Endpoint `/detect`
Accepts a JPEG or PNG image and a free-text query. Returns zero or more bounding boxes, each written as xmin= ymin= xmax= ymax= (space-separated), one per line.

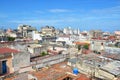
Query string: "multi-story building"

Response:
xmin=32 ymin=31 xmax=42 ymax=41
xmin=63 ymin=27 xmax=80 ymax=35
xmin=63 ymin=27 xmax=73 ymax=34
xmin=56 ymin=35 xmax=72 ymax=45
xmin=114 ymin=30 xmax=120 ymax=40
xmin=6 ymin=28 xmax=17 ymax=38
xmin=0 ymin=30 xmax=7 ymax=42
xmin=41 ymin=26 xmax=56 ymax=36
xmin=89 ymin=30 xmax=103 ymax=38
xmin=18 ymin=24 xmax=36 ymax=38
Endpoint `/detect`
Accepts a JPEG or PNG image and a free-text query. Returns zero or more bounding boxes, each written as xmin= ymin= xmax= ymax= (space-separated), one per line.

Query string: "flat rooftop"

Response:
xmin=4 ymin=62 xmax=90 ymax=80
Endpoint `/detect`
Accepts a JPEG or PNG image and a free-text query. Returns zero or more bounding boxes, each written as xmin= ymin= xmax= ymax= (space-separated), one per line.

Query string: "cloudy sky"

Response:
xmin=0 ymin=0 xmax=120 ymax=32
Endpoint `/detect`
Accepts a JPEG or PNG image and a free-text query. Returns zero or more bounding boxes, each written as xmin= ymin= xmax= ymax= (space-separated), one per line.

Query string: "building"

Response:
xmin=27 ymin=44 xmax=47 ymax=57
xmin=47 ymin=46 xmax=67 ymax=55
xmin=0 ymin=47 xmax=30 ymax=76
xmin=0 ymin=30 xmax=7 ymax=42
xmin=32 ymin=31 xmax=42 ymax=41
xmin=104 ymin=46 xmax=120 ymax=54
xmin=18 ymin=24 xmax=36 ymax=38
xmin=63 ymin=27 xmax=80 ymax=35
xmin=90 ymin=40 xmax=106 ymax=52
xmin=41 ymin=26 xmax=56 ymax=36
xmin=42 ymin=36 xmax=57 ymax=42
xmin=56 ymin=35 xmax=72 ymax=45
xmin=63 ymin=27 xmax=73 ymax=34
xmin=6 ymin=28 xmax=17 ymax=38
xmin=4 ymin=62 xmax=91 ymax=80
xmin=89 ymin=30 xmax=103 ymax=38
xmin=67 ymin=52 xmax=120 ymax=80
xmin=114 ymin=30 xmax=120 ymax=40
xmin=70 ymin=34 xmax=80 ymax=42
xmin=99 ymin=61 xmax=120 ymax=80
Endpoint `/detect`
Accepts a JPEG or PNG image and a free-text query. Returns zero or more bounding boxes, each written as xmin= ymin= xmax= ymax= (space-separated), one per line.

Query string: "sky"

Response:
xmin=0 ymin=0 xmax=120 ymax=32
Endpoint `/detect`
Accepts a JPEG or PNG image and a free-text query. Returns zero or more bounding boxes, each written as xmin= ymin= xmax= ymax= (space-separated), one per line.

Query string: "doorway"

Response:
xmin=2 ymin=60 xmax=7 ymax=74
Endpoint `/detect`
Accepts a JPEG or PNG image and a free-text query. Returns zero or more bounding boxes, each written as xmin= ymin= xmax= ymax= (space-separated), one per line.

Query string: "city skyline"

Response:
xmin=0 ymin=0 xmax=120 ymax=32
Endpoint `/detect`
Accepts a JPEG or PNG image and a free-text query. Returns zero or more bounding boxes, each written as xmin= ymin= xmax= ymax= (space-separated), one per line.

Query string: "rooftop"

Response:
xmin=76 ymin=74 xmax=90 ymax=80
xmin=28 ymin=44 xmax=42 ymax=48
xmin=4 ymin=61 xmax=91 ymax=80
xmin=0 ymin=47 xmax=19 ymax=54
xmin=30 ymin=62 xmax=72 ymax=80
xmin=101 ymin=61 xmax=120 ymax=76
xmin=74 ymin=41 xmax=90 ymax=45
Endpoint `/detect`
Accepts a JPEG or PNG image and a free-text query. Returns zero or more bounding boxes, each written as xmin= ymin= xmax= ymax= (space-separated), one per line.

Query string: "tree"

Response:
xmin=7 ymin=36 xmax=15 ymax=41
xmin=41 ymin=51 xmax=48 ymax=56
xmin=83 ymin=44 xmax=89 ymax=50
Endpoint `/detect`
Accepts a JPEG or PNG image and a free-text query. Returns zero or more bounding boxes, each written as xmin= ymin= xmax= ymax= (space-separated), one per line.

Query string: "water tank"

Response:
xmin=73 ymin=68 xmax=78 ymax=75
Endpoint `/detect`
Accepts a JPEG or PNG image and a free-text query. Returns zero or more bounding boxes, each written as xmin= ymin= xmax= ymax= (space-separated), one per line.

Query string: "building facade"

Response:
xmin=18 ymin=25 xmax=36 ymax=38
xmin=41 ymin=26 xmax=56 ymax=36
xmin=0 ymin=47 xmax=30 ymax=76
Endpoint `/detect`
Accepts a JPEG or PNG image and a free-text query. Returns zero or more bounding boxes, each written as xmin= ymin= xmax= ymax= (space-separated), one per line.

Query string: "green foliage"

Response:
xmin=41 ymin=51 xmax=48 ymax=56
xmin=83 ymin=44 xmax=89 ymax=50
xmin=7 ymin=36 xmax=15 ymax=41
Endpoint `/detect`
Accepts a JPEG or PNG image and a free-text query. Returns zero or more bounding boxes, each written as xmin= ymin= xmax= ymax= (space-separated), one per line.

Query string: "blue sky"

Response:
xmin=0 ymin=0 xmax=120 ymax=32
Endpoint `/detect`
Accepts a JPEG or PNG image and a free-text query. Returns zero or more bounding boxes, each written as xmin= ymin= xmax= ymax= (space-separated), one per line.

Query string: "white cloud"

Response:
xmin=48 ymin=9 xmax=71 ymax=13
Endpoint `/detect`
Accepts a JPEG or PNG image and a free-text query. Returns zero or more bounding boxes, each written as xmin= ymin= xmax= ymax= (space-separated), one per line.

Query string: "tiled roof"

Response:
xmin=0 ymin=47 xmax=19 ymax=54
xmin=74 ymin=41 xmax=90 ymax=45
xmin=77 ymin=74 xmax=90 ymax=80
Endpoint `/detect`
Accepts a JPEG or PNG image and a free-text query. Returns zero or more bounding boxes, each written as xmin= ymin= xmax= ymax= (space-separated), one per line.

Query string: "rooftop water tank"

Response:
xmin=73 ymin=68 xmax=78 ymax=75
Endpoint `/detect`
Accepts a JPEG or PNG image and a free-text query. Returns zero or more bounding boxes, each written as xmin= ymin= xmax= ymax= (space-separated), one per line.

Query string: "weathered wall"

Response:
xmin=0 ymin=56 xmax=13 ymax=75
xmin=31 ymin=54 xmax=66 ymax=69
xmin=99 ymin=69 xmax=115 ymax=80
xmin=105 ymin=47 xmax=120 ymax=54
xmin=12 ymin=52 xmax=30 ymax=71
xmin=28 ymin=46 xmax=47 ymax=57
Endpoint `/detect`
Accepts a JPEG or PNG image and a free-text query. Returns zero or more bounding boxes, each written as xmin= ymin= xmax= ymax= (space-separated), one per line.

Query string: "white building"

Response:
xmin=73 ymin=28 xmax=80 ymax=34
xmin=56 ymin=35 xmax=73 ymax=45
xmin=18 ymin=24 xmax=36 ymax=38
xmin=63 ymin=27 xmax=73 ymax=34
xmin=63 ymin=27 xmax=80 ymax=35
xmin=32 ymin=31 xmax=42 ymax=41
xmin=114 ymin=30 xmax=120 ymax=39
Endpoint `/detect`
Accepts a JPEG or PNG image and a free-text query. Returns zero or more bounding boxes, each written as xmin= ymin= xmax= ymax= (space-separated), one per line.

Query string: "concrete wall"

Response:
xmin=68 ymin=60 xmax=116 ymax=80
xmin=90 ymin=40 xmax=105 ymax=51
xmin=31 ymin=54 xmax=66 ymax=69
xmin=28 ymin=46 xmax=47 ymax=57
xmin=98 ymin=69 xmax=115 ymax=80
xmin=12 ymin=52 xmax=30 ymax=71
xmin=7 ymin=57 xmax=13 ymax=73
xmin=105 ymin=47 xmax=120 ymax=54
